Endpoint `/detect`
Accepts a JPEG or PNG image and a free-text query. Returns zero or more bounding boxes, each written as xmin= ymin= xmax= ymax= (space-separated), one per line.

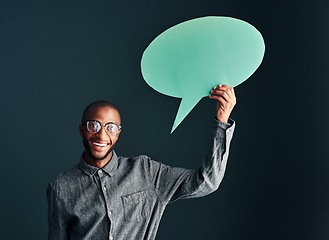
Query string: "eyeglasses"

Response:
xmin=83 ymin=120 xmax=121 ymax=136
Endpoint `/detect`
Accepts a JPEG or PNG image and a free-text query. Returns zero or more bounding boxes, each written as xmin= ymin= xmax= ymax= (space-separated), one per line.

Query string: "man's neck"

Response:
xmin=83 ymin=152 xmax=112 ymax=168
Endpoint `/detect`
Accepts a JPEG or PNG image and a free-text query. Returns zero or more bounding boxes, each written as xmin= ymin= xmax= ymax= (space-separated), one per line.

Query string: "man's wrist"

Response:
xmin=214 ymin=118 xmax=234 ymax=130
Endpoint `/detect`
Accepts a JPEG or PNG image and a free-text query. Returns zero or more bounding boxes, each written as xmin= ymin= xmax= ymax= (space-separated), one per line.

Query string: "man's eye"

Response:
xmin=88 ymin=122 xmax=99 ymax=131
xmin=107 ymin=124 xmax=115 ymax=132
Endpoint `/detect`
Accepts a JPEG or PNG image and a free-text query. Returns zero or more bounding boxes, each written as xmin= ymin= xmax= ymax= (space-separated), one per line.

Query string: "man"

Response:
xmin=47 ymin=84 xmax=236 ymax=240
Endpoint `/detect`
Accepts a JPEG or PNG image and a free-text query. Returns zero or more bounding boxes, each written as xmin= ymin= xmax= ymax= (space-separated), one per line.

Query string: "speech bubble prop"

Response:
xmin=141 ymin=16 xmax=265 ymax=133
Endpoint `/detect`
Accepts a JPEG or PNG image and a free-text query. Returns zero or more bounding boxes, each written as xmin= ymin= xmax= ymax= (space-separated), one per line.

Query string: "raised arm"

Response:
xmin=146 ymin=84 xmax=237 ymax=203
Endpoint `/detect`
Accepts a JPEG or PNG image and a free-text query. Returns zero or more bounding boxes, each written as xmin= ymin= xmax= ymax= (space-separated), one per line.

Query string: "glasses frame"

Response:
xmin=83 ymin=120 xmax=121 ymax=136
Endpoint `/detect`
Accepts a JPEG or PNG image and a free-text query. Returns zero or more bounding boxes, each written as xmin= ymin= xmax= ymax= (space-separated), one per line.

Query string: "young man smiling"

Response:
xmin=47 ymin=84 xmax=236 ymax=240
xmin=80 ymin=104 xmax=121 ymax=168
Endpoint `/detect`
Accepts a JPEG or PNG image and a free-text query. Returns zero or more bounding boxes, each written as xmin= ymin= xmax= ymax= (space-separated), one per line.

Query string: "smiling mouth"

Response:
xmin=92 ymin=142 xmax=109 ymax=147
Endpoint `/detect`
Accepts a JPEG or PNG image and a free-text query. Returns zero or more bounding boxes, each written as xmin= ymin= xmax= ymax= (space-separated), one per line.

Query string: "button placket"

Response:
xmin=98 ymin=172 xmax=114 ymax=238
xmin=98 ymin=170 xmax=107 ymax=191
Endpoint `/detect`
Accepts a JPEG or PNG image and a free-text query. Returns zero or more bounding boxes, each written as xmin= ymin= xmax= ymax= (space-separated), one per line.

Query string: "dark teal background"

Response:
xmin=1 ymin=0 xmax=328 ymax=239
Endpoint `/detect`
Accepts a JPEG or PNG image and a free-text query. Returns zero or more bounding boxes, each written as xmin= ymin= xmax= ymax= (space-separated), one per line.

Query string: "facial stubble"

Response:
xmin=82 ymin=138 xmax=116 ymax=161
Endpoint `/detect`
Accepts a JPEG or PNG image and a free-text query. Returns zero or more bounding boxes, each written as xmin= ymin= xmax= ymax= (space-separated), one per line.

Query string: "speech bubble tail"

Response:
xmin=170 ymin=96 xmax=202 ymax=134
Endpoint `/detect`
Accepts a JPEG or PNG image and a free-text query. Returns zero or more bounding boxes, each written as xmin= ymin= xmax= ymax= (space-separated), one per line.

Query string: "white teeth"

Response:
xmin=93 ymin=142 xmax=107 ymax=147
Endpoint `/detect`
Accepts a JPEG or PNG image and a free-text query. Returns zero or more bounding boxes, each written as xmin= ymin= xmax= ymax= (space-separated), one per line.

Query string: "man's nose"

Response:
xmin=96 ymin=126 xmax=108 ymax=138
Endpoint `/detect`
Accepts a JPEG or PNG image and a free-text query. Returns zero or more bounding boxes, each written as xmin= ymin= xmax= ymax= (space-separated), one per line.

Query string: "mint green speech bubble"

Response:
xmin=141 ymin=16 xmax=265 ymax=133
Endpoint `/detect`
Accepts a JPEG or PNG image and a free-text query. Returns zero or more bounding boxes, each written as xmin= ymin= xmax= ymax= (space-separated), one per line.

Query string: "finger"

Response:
xmin=210 ymin=89 xmax=232 ymax=102
xmin=211 ymin=84 xmax=233 ymax=95
xmin=219 ymin=85 xmax=235 ymax=99
xmin=217 ymin=96 xmax=227 ymax=108
xmin=209 ymin=93 xmax=224 ymax=102
xmin=210 ymin=90 xmax=236 ymax=109
xmin=225 ymin=86 xmax=235 ymax=101
xmin=215 ymin=86 xmax=236 ymax=103
xmin=209 ymin=95 xmax=229 ymax=110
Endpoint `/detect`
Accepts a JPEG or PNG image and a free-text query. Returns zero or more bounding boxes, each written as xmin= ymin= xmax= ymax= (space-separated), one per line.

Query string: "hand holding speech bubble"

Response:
xmin=141 ymin=16 xmax=265 ymax=133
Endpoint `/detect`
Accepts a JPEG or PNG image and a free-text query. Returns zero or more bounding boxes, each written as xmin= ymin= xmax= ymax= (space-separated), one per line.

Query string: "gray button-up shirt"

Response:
xmin=47 ymin=119 xmax=235 ymax=240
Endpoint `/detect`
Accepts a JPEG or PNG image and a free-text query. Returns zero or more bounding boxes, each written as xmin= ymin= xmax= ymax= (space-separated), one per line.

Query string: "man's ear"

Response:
xmin=117 ymin=129 xmax=122 ymax=138
xmin=79 ymin=125 xmax=83 ymax=137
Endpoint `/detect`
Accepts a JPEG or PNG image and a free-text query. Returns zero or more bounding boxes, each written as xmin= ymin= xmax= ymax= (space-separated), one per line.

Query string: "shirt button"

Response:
xmin=109 ymin=211 xmax=112 ymax=216
xmin=98 ymin=169 xmax=103 ymax=174
xmin=109 ymin=236 xmax=113 ymax=240
xmin=103 ymin=186 xmax=106 ymax=191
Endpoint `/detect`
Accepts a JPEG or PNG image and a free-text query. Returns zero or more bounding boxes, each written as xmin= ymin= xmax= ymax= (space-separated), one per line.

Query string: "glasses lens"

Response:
xmin=87 ymin=121 xmax=101 ymax=133
xmin=106 ymin=123 xmax=120 ymax=135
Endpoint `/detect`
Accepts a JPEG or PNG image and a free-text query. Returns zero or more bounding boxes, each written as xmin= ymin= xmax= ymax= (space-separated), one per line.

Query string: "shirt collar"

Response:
xmin=79 ymin=151 xmax=119 ymax=177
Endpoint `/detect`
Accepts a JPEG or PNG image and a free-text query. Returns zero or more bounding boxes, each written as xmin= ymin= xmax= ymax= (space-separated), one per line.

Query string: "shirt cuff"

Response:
xmin=213 ymin=118 xmax=235 ymax=130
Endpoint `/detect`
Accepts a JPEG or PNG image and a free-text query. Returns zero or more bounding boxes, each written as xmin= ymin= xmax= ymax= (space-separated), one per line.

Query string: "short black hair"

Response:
xmin=81 ymin=100 xmax=120 ymax=124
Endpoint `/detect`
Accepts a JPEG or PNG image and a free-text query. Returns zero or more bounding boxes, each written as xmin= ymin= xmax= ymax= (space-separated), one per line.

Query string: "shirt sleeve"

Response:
xmin=145 ymin=118 xmax=235 ymax=203
xmin=47 ymin=182 xmax=69 ymax=240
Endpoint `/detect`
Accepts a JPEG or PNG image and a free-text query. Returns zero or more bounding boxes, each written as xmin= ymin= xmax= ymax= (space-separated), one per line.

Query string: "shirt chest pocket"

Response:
xmin=121 ymin=190 xmax=150 ymax=222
